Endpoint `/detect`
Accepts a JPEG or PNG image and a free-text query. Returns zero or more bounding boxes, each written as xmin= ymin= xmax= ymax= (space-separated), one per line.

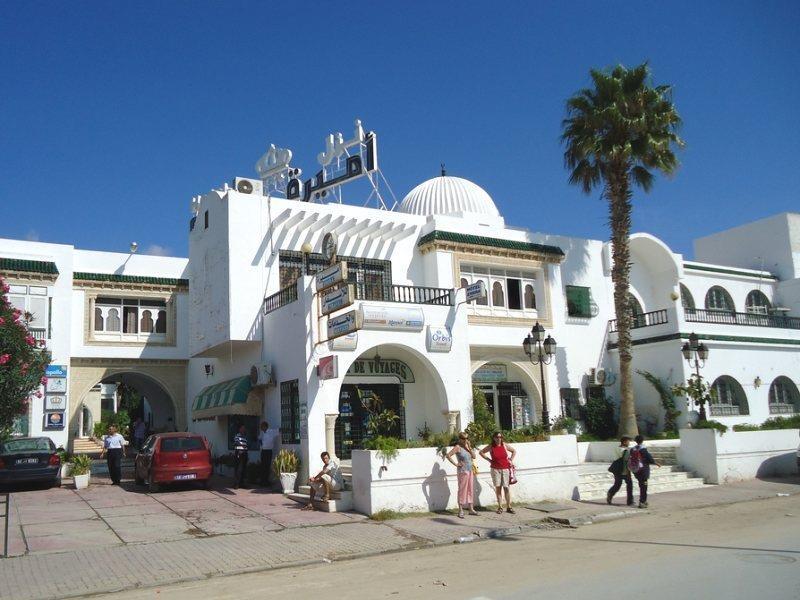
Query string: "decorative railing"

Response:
xmin=608 ymin=309 xmax=669 ymax=333
xmin=28 ymin=327 xmax=47 ymax=342
xmin=684 ymin=308 xmax=800 ymax=330
xmin=709 ymin=404 xmax=743 ymax=417
xmin=263 ymin=282 xmax=298 ymax=315
xmin=769 ymin=403 xmax=797 ymax=415
xmin=352 ymin=284 xmax=454 ymax=306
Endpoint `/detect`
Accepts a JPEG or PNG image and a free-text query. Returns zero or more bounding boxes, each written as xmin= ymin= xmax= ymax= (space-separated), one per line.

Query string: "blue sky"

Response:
xmin=1 ymin=1 xmax=798 ymax=259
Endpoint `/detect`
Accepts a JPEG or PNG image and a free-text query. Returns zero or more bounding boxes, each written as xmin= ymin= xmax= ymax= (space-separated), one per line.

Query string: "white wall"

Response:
xmin=352 ymin=435 xmax=580 ymax=515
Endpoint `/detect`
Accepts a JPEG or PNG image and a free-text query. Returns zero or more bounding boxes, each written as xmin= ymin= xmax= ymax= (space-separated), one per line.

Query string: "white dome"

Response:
xmin=398 ymin=176 xmax=500 ymax=218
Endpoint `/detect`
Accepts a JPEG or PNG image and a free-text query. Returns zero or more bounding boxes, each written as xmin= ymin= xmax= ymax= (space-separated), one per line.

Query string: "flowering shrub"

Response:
xmin=0 ymin=276 xmax=51 ymax=441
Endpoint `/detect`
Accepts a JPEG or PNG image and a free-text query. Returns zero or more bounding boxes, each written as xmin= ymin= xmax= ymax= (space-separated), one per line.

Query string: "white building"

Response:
xmin=1 ymin=125 xmax=798 ymax=475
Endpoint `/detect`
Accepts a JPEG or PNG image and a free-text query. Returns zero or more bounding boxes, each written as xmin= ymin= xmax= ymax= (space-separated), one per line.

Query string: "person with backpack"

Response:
xmin=606 ymin=436 xmax=633 ymax=506
xmin=629 ymin=435 xmax=660 ymax=508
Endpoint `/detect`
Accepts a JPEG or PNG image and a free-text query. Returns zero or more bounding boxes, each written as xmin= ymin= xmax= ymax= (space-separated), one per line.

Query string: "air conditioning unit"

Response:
xmin=250 ymin=363 xmax=275 ymax=387
xmin=233 ymin=177 xmax=263 ymax=195
xmin=595 ymin=368 xmax=617 ymax=386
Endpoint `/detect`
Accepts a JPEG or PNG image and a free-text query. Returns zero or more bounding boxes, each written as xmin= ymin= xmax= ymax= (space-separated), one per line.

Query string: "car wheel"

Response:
xmin=148 ymin=472 xmax=160 ymax=493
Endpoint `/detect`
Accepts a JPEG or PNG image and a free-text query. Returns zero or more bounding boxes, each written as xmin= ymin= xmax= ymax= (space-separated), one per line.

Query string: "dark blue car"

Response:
xmin=0 ymin=437 xmax=61 ymax=488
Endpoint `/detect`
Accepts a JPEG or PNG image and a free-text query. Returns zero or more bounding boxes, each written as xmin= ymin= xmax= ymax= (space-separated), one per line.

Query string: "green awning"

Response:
xmin=192 ymin=376 xmax=260 ymax=419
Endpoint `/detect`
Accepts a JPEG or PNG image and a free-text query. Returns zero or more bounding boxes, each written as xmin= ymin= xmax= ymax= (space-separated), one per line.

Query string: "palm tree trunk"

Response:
xmin=606 ymin=167 xmax=639 ymax=437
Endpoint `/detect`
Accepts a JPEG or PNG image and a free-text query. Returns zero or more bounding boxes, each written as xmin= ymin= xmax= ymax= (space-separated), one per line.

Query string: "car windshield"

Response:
xmin=160 ymin=437 xmax=205 ymax=452
xmin=0 ymin=438 xmax=54 ymax=454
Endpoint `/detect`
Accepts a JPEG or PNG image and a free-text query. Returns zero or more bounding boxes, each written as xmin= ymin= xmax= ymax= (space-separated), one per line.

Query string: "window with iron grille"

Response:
xmin=680 ymin=284 xmax=695 ymax=310
xmin=278 ymin=251 xmax=392 ymax=300
xmin=560 ymin=388 xmax=582 ymax=419
xmin=769 ymin=376 xmax=799 ymax=414
xmin=745 ymin=290 xmax=771 ymax=315
xmin=710 ymin=376 xmax=749 ymax=416
xmin=566 ymin=285 xmax=592 ymax=318
xmin=280 ymin=380 xmax=300 ymax=444
xmin=705 ymin=286 xmax=734 ymax=312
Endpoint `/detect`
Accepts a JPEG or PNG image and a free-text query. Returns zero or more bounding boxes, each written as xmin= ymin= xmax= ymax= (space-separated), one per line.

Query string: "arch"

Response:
xmin=680 ymin=284 xmax=695 ymax=310
xmin=492 ymin=281 xmax=505 ymax=307
xmin=94 ymin=307 xmax=104 ymax=331
xmin=705 ymin=286 xmax=735 ymax=312
xmin=745 ymin=290 xmax=771 ymax=315
xmin=769 ymin=376 xmax=799 ymax=414
xmin=470 ymin=358 xmax=544 ymax=426
xmin=710 ymin=375 xmax=749 ymax=416
xmin=524 ymin=284 xmax=536 ymax=309
xmin=628 ymin=293 xmax=645 ymax=328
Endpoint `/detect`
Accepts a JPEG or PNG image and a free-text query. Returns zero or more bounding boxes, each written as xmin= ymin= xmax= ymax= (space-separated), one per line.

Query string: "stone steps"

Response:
xmin=580 ymin=477 xmax=707 ymax=501
xmin=287 ymin=489 xmax=354 ymax=512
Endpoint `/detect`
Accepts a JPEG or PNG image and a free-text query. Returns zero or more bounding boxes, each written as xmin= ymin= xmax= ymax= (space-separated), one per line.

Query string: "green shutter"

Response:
xmin=566 ymin=286 xmax=592 ymax=318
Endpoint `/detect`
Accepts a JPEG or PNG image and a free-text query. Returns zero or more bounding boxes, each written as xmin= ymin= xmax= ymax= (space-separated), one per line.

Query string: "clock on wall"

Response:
xmin=322 ymin=232 xmax=338 ymax=264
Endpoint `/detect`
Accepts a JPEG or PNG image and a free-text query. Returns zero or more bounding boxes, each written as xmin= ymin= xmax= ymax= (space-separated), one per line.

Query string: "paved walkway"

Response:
xmin=1 ymin=476 xmax=799 ymax=600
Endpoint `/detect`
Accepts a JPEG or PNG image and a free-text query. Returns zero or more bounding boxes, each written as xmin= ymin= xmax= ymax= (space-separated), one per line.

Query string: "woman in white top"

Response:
xmin=100 ymin=425 xmax=127 ymax=485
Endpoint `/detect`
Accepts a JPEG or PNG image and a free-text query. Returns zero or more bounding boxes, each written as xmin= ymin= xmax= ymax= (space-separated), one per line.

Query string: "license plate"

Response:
xmin=174 ymin=473 xmax=196 ymax=480
xmin=16 ymin=458 xmax=38 ymax=465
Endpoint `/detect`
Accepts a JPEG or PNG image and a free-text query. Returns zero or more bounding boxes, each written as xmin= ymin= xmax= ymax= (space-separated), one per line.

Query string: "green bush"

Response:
xmin=362 ymin=435 xmax=402 ymax=461
xmin=71 ymin=454 xmax=93 ymax=476
xmin=272 ymin=449 xmax=300 ymax=475
xmin=732 ymin=423 xmax=761 ymax=432
xmin=551 ymin=416 xmax=577 ymax=434
xmin=92 ymin=421 xmax=106 ymax=439
xmin=582 ymin=395 xmax=617 ymax=439
xmin=760 ymin=415 xmax=800 ymax=430
xmin=692 ymin=419 xmax=728 ymax=434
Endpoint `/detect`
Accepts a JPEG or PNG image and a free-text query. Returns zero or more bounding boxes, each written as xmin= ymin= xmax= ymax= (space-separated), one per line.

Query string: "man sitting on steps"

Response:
xmin=303 ymin=452 xmax=343 ymax=510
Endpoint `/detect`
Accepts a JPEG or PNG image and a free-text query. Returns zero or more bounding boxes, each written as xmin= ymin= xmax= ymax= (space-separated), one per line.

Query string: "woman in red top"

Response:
xmin=480 ymin=432 xmax=517 ymax=514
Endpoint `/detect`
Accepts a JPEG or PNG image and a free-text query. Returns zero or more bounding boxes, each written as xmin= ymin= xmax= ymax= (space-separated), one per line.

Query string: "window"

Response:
xmin=460 ymin=278 xmax=468 ymax=289
xmin=710 ymin=376 xmax=749 ymax=416
xmin=628 ymin=294 xmax=645 ymax=328
xmin=5 ymin=285 xmax=50 ymax=341
xmin=93 ymin=297 xmax=167 ymax=341
xmin=204 ymin=210 xmax=209 ymax=229
xmin=460 ymin=265 xmax=538 ymax=311
xmin=745 ymin=290 xmax=771 ymax=315
xmin=680 ymin=284 xmax=695 ymax=310
xmin=281 ymin=379 xmax=301 ymax=444
xmin=566 ymin=285 xmax=592 ymax=318
xmin=278 ymin=251 xmax=392 ymax=301
xmin=769 ymin=377 xmax=799 ymax=414
xmin=161 ymin=437 xmax=206 ymax=452
xmin=559 ymin=388 xmax=581 ymax=419
xmin=705 ymin=286 xmax=734 ymax=312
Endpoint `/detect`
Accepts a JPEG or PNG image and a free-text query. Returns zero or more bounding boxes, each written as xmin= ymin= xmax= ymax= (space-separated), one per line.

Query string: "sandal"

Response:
xmin=496 ymin=507 xmax=503 ymax=514
xmin=469 ymin=510 xmax=479 ymax=516
xmin=458 ymin=511 xmax=465 ymax=519
xmin=506 ymin=507 xmax=516 ymax=514
xmin=301 ymin=504 xmax=315 ymax=511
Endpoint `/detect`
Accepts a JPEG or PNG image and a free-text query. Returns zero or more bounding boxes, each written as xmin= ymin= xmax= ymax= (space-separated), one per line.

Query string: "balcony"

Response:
xmin=608 ymin=309 xmax=669 ymax=333
xmin=264 ymin=283 xmax=299 ymax=315
xmin=29 ymin=327 xmax=47 ymax=342
xmin=684 ymin=308 xmax=800 ymax=330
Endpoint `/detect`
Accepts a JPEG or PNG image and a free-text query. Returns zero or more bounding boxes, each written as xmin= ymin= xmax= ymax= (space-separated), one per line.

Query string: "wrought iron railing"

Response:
xmin=29 ymin=327 xmax=47 ymax=342
xmin=352 ymin=284 xmax=454 ymax=306
xmin=709 ymin=404 xmax=743 ymax=417
xmin=263 ymin=282 xmax=298 ymax=315
xmin=608 ymin=309 xmax=669 ymax=333
xmin=769 ymin=403 xmax=797 ymax=415
xmin=685 ymin=308 xmax=800 ymax=330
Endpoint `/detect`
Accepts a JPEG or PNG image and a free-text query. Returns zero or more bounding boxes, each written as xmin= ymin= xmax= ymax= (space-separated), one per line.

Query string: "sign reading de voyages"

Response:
xmin=316 ymin=262 xmax=348 ymax=291
xmin=321 ymin=284 xmax=355 ymax=315
xmin=346 ymin=359 xmax=415 ymax=383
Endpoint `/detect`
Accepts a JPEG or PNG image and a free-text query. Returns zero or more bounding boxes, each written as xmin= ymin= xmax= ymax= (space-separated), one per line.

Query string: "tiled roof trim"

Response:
xmin=73 ymin=272 xmax=189 ymax=286
xmin=0 ymin=257 xmax=59 ymax=275
xmin=417 ymin=231 xmax=564 ymax=256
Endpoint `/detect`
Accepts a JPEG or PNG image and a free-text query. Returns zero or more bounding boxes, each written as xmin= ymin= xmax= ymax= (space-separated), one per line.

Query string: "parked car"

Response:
xmin=134 ymin=433 xmax=212 ymax=492
xmin=0 ymin=437 xmax=61 ymax=488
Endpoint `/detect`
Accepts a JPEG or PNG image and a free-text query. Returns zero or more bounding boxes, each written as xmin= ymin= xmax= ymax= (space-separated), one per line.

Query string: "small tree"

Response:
xmin=637 ymin=370 xmax=681 ymax=434
xmin=465 ymin=386 xmax=495 ymax=443
xmin=0 ymin=276 xmax=51 ymax=441
xmin=672 ymin=374 xmax=715 ymax=422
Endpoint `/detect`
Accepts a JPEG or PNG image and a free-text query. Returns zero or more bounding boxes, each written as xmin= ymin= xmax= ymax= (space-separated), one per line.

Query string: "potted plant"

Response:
xmin=272 ymin=449 xmax=300 ymax=494
xmin=57 ymin=448 xmax=73 ymax=478
xmin=71 ymin=454 xmax=93 ymax=489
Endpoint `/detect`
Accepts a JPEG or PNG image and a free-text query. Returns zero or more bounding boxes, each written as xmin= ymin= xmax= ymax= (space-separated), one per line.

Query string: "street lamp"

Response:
xmin=681 ymin=332 xmax=710 ymax=420
xmin=523 ymin=322 xmax=556 ymax=432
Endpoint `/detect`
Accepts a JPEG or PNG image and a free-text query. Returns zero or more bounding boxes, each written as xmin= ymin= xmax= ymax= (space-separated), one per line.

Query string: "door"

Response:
xmin=335 ymin=384 xmax=402 ymax=459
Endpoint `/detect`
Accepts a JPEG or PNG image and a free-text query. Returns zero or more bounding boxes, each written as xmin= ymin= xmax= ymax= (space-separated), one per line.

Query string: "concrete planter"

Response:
xmin=73 ymin=473 xmax=90 ymax=490
xmin=279 ymin=472 xmax=298 ymax=494
xmin=60 ymin=463 xmax=72 ymax=478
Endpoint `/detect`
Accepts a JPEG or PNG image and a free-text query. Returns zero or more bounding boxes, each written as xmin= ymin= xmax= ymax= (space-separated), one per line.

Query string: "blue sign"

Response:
xmin=45 ymin=365 xmax=68 ymax=378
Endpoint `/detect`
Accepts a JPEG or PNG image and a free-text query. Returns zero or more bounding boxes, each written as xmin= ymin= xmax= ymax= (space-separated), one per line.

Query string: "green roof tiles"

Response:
xmin=0 ymin=257 xmax=59 ymax=275
xmin=417 ymin=230 xmax=564 ymax=257
xmin=73 ymin=272 xmax=188 ymax=287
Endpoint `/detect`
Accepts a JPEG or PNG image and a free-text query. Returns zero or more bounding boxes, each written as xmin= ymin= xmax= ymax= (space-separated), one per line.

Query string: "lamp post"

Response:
xmin=523 ymin=322 xmax=556 ymax=433
xmin=681 ymin=332 xmax=710 ymax=421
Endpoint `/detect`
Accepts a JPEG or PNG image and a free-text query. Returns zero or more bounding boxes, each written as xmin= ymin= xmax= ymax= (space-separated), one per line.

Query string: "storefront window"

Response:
xmin=280 ymin=379 xmax=300 ymax=444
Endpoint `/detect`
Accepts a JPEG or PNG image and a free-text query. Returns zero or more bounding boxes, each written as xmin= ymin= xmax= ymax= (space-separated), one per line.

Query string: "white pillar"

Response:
xmin=325 ymin=413 xmax=339 ymax=461
xmin=443 ymin=410 xmax=460 ymax=434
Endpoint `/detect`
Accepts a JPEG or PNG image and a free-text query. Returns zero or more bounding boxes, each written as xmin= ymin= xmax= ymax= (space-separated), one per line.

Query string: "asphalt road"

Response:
xmin=109 ymin=494 xmax=800 ymax=600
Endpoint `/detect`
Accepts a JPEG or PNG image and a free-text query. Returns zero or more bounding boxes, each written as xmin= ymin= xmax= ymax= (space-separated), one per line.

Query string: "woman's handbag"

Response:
xmin=471 ymin=462 xmax=479 ymax=476
xmin=608 ymin=457 xmax=623 ymax=476
xmin=508 ymin=465 xmax=518 ymax=485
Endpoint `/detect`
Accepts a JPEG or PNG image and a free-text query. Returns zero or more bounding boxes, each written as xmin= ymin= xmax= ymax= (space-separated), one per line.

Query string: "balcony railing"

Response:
xmin=352 ymin=284 xmax=454 ymax=306
xmin=29 ymin=327 xmax=47 ymax=342
xmin=709 ymin=404 xmax=744 ymax=417
xmin=263 ymin=283 xmax=298 ymax=315
xmin=769 ymin=403 xmax=797 ymax=415
xmin=685 ymin=308 xmax=800 ymax=329
xmin=608 ymin=309 xmax=669 ymax=333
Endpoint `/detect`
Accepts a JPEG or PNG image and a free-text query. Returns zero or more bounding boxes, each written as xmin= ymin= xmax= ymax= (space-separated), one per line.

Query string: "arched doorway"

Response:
xmin=471 ymin=359 xmax=542 ymax=430
xmin=335 ymin=344 xmax=448 ymax=459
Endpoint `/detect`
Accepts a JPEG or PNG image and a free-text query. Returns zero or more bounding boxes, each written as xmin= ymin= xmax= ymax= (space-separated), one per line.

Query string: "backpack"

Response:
xmin=628 ymin=446 xmax=644 ymax=474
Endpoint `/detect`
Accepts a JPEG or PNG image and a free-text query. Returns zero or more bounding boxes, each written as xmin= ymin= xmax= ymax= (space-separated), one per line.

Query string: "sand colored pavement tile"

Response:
xmin=102 ymin=512 xmax=199 ymax=543
xmin=188 ymin=514 xmax=283 ymax=535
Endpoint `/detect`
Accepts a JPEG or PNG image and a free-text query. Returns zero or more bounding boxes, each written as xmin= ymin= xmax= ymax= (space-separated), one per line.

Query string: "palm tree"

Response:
xmin=561 ymin=63 xmax=683 ymax=436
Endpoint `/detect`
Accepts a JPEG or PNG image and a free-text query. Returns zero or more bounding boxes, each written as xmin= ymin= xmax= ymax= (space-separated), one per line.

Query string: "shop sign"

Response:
xmin=321 ymin=284 xmax=354 ymax=315
xmin=46 ymin=378 xmax=67 ymax=393
xmin=465 ymin=281 xmax=487 ymax=302
xmin=329 ymin=332 xmax=358 ymax=351
xmin=346 ymin=359 xmax=415 ymax=383
xmin=426 ymin=326 xmax=452 ymax=352
xmin=360 ymin=304 xmax=424 ymax=332
xmin=328 ymin=310 xmax=362 ymax=340
xmin=316 ymin=262 xmax=348 ymax=291
xmin=44 ymin=412 xmax=65 ymax=430
xmin=472 ymin=363 xmax=507 ymax=383
xmin=317 ymin=356 xmax=339 ymax=380
xmin=45 ymin=365 xmax=68 ymax=378
xmin=45 ymin=395 xmax=66 ymax=411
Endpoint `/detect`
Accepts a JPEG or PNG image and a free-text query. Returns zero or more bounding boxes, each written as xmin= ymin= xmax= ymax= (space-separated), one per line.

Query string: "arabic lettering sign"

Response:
xmin=360 ymin=304 xmax=424 ymax=332
xmin=472 ymin=364 xmax=508 ymax=383
xmin=328 ymin=310 xmax=362 ymax=340
xmin=316 ymin=262 xmax=348 ymax=291
xmin=346 ymin=359 xmax=415 ymax=383
xmin=321 ymin=284 xmax=354 ymax=315
xmin=426 ymin=326 xmax=452 ymax=352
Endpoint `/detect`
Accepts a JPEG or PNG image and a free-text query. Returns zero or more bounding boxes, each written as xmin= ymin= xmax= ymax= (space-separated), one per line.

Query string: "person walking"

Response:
xmin=480 ymin=431 xmax=516 ymax=514
xmin=132 ymin=418 xmax=147 ymax=451
xmin=606 ymin=436 xmax=634 ymax=506
xmin=257 ymin=421 xmax=279 ymax=487
xmin=232 ymin=424 xmax=249 ymax=489
xmin=446 ymin=431 xmax=478 ymax=518
xmin=630 ymin=435 xmax=660 ymax=508
xmin=100 ymin=424 xmax=126 ymax=485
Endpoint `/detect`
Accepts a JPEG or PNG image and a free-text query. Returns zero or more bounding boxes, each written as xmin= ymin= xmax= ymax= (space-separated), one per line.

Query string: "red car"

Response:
xmin=134 ymin=433 xmax=212 ymax=492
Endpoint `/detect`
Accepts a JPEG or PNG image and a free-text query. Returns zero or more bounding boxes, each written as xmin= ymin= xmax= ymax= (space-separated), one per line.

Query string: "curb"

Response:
xmin=547 ymin=509 xmax=646 ymax=527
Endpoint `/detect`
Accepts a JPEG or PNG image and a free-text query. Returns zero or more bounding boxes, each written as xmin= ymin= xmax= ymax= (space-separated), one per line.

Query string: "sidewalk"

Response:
xmin=2 ymin=476 xmax=799 ymax=600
